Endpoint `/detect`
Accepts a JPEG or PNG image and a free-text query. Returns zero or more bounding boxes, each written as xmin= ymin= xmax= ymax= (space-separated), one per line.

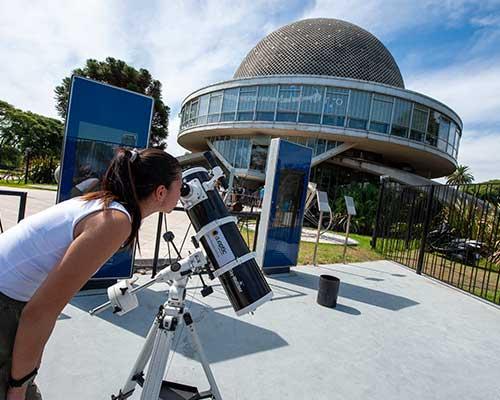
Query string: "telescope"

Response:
xmin=180 ymin=151 xmax=273 ymax=315
xmin=89 ymin=152 xmax=273 ymax=399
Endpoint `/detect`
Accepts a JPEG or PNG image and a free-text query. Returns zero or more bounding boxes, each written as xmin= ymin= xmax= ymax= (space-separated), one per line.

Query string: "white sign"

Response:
xmin=205 ymin=228 xmax=235 ymax=267
xmin=317 ymin=191 xmax=331 ymax=213
xmin=344 ymin=196 xmax=357 ymax=216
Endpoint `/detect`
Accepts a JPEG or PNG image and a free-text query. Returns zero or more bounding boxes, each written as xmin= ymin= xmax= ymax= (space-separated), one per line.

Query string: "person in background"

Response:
xmin=0 ymin=148 xmax=182 ymax=400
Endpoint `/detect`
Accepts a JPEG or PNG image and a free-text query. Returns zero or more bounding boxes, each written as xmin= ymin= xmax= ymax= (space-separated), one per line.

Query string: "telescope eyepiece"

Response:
xmin=180 ymin=182 xmax=191 ymax=197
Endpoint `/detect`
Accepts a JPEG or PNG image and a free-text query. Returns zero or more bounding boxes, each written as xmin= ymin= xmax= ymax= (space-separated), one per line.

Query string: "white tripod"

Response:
xmin=90 ymin=251 xmax=223 ymax=400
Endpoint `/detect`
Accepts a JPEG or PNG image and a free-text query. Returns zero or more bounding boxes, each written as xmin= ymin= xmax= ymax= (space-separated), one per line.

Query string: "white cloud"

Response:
xmin=0 ymin=0 xmax=299 ymax=155
xmin=0 ymin=0 xmax=130 ymax=117
xmin=458 ymin=130 xmax=500 ymax=182
xmin=301 ymin=0 xmax=479 ymax=38
xmin=406 ymin=58 xmax=500 ymax=125
xmin=1 ymin=0 xmax=499 ymax=181
xmin=405 ymin=58 xmax=500 ymax=182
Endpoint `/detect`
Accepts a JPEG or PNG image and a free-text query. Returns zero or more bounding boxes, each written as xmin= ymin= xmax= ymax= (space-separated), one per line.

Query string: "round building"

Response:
xmin=177 ymin=18 xmax=462 ymax=193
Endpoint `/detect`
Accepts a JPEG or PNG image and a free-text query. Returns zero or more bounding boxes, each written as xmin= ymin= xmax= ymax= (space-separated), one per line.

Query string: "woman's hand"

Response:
xmin=6 ymin=386 xmax=26 ymax=400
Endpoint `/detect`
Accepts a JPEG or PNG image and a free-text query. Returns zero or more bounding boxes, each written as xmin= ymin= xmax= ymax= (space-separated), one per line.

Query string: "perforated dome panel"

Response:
xmin=234 ymin=18 xmax=405 ymax=88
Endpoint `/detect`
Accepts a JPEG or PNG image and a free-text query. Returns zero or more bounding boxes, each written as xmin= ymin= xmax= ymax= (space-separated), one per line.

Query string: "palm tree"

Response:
xmin=446 ymin=165 xmax=474 ymax=185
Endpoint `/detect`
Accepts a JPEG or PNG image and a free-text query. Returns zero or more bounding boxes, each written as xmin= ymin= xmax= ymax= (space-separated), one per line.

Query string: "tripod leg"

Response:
xmin=117 ymin=319 xmax=160 ymax=397
xmin=183 ymin=313 xmax=223 ymax=400
xmin=140 ymin=320 xmax=177 ymax=400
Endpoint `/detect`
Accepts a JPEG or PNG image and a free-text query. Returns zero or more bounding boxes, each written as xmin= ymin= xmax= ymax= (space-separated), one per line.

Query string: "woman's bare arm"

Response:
xmin=9 ymin=209 xmax=131 ymax=380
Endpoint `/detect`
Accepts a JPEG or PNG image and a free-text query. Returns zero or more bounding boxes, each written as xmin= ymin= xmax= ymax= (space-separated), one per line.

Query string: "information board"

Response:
xmin=256 ymin=139 xmax=312 ymax=274
xmin=344 ymin=196 xmax=357 ymax=216
xmin=317 ymin=191 xmax=331 ymax=213
xmin=57 ymin=76 xmax=154 ymax=279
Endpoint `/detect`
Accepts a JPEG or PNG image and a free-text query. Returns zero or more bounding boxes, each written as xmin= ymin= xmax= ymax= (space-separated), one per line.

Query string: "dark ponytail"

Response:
xmin=83 ymin=147 xmax=181 ymax=247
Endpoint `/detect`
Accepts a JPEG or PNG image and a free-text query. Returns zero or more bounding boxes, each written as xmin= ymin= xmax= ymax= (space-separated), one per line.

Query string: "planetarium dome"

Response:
xmin=234 ymin=18 xmax=405 ymax=88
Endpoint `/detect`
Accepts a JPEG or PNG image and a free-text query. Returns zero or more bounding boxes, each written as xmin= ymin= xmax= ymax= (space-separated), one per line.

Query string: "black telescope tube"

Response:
xmin=181 ymin=167 xmax=272 ymax=316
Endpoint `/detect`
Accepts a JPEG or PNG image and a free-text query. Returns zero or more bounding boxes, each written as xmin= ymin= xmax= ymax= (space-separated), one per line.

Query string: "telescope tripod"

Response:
xmin=111 ymin=274 xmax=222 ymax=400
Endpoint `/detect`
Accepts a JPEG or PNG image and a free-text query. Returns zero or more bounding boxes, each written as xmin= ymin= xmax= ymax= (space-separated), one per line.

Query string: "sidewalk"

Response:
xmin=37 ymin=260 xmax=500 ymax=399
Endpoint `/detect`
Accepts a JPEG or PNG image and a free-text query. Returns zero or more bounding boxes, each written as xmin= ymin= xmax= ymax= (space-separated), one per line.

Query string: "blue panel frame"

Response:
xmin=261 ymin=140 xmax=312 ymax=273
xmin=57 ymin=76 xmax=154 ymax=279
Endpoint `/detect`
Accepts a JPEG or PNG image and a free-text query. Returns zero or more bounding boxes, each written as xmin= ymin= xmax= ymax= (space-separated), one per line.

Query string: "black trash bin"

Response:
xmin=317 ymin=275 xmax=340 ymax=308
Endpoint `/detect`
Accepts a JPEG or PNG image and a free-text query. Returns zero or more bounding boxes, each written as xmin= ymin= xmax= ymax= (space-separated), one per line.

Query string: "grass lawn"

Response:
xmin=0 ymin=180 xmax=57 ymax=191
xmin=240 ymin=228 xmax=382 ymax=265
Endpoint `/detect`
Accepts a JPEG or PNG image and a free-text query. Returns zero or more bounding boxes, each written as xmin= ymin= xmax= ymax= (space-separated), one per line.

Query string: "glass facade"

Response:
xmin=369 ymin=94 xmax=392 ymax=134
xmin=181 ymin=84 xmax=461 ymax=158
xmin=209 ymin=136 xmax=342 ymax=171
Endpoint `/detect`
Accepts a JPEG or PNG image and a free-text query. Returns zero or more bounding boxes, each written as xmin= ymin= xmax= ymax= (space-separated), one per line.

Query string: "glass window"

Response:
xmin=207 ymin=92 xmax=222 ymax=123
xmin=369 ymin=94 xmax=392 ymax=134
xmin=391 ymin=98 xmax=411 ymax=138
xmin=315 ymin=139 xmax=327 ymax=156
xmin=447 ymin=121 xmax=456 ymax=154
xmin=219 ymin=137 xmax=227 ymax=158
xmin=299 ymin=86 xmax=323 ymax=124
xmin=277 ymin=85 xmax=301 ymax=122
xmin=180 ymin=104 xmax=187 ymax=128
xmin=256 ymin=85 xmax=278 ymax=121
xmin=426 ymin=110 xmax=440 ymax=147
xmin=326 ymin=141 xmax=337 ymax=151
xmin=227 ymin=139 xmax=236 ymax=164
xmin=438 ymin=117 xmax=450 ymax=152
xmin=347 ymin=90 xmax=371 ymax=130
xmin=323 ymin=115 xmax=346 ymax=126
xmin=299 ymin=114 xmax=321 ymax=124
xmin=235 ymin=139 xmax=251 ymax=169
xmin=454 ymin=127 xmax=461 ymax=157
xmin=188 ymin=100 xmax=199 ymax=126
xmin=221 ymin=88 xmax=238 ymax=122
xmin=323 ymin=88 xmax=348 ymax=126
xmin=237 ymin=86 xmax=257 ymax=121
xmin=249 ymin=144 xmax=268 ymax=172
xmin=410 ymin=105 xmax=428 ymax=142
xmin=198 ymin=95 xmax=210 ymax=116
xmin=197 ymin=95 xmax=209 ymax=124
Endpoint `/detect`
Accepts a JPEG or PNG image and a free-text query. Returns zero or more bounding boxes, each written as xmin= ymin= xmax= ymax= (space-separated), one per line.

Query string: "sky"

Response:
xmin=1 ymin=0 xmax=499 ymax=182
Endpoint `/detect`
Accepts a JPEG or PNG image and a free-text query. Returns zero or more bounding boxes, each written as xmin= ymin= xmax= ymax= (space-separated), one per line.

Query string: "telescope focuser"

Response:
xmin=203 ymin=151 xmax=228 ymax=189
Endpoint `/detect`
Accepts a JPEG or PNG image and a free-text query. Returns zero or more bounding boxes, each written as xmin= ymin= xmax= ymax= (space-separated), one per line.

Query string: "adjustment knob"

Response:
xmin=170 ymin=262 xmax=181 ymax=272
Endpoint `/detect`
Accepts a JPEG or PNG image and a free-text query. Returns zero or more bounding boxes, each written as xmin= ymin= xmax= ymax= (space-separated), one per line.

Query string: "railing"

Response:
xmin=373 ymin=181 xmax=500 ymax=304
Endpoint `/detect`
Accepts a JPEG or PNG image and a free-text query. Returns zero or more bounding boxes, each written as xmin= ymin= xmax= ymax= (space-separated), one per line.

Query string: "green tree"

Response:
xmin=446 ymin=165 xmax=474 ymax=185
xmin=54 ymin=57 xmax=170 ymax=148
xmin=0 ymin=100 xmax=63 ymax=161
xmin=332 ymin=182 xmax=379 ymax=235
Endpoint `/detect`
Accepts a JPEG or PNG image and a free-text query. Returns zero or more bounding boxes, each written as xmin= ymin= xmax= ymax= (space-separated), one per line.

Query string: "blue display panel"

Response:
xmin=256 ymin=139 xmax=312 ymax=274
xmin=57 ymin=76 xmax=154 ymax=279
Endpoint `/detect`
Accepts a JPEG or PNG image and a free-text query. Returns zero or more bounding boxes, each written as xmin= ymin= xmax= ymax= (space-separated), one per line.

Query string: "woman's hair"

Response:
xmin=83 ymin=147 xmax=181 ymax=247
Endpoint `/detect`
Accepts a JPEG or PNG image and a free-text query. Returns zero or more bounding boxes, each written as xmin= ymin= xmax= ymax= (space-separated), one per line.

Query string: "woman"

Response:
xmin=0 ymin=148 xmax=182 ymax=400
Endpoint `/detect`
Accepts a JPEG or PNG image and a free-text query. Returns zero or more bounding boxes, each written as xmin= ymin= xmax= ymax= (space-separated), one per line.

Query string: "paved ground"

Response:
xmin=3 ymin=186 xmax=500 ymax=399
xmin=35 ymin=260 xmax=500 ymax=399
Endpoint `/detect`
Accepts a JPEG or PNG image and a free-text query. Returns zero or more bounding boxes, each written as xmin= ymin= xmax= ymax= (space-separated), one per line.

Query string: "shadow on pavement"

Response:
xmin=70 ymin=286 xmax=288 ymax=364
xmin=272 ymin=270 xmax=419 ymax=311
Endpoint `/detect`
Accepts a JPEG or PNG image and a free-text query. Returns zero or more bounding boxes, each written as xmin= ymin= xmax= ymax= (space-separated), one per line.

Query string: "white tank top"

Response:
xmin=0 ymin=197 xmax=131 ymax=301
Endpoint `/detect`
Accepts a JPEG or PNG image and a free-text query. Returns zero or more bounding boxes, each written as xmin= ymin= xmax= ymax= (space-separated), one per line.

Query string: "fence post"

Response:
xmin=18 ymin=192 xmax=27 ymax=222
xmin=405 ymin=189 xmax=416 ymax=249
xmin=416 ymin=184 xmax=435 ymax=275
xmin=371 ymin=177 xmax=387 ymax=249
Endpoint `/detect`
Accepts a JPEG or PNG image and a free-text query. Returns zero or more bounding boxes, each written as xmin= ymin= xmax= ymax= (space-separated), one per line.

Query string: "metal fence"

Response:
xmin=0 ymin=189 xmax=28 ymax=233
xmin=372 ymin=181 xmax=500 ymax=304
